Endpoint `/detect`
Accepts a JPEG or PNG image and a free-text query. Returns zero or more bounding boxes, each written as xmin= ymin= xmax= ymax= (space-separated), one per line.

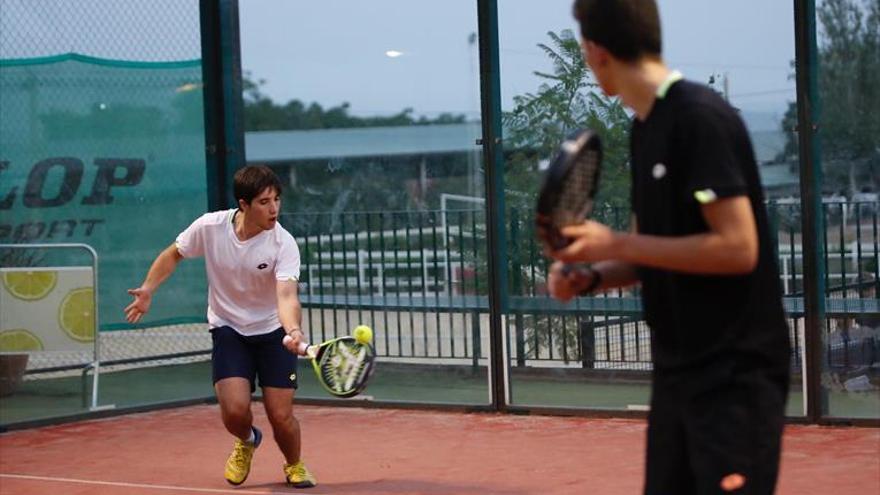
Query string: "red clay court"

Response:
xmin=0 ymin=404 xmax=877 ymax=494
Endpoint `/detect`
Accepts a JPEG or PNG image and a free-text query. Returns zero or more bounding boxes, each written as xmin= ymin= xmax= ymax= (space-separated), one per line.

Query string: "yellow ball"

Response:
xmin=353 ymin=325 xmax=373 ymax=344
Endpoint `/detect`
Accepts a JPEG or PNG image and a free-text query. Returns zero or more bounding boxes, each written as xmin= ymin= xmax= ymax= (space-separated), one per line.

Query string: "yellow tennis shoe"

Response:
xmin=224 ymin=427 xmax=262 ymax=485
xmin=283 ymin=460 xmax=317 ymax=488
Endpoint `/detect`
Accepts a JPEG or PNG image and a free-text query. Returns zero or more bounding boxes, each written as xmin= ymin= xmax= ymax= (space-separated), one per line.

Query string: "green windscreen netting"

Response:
xmin=0 ymin=0 xmax=219 ymax=423
xmin=1 ymin=54 xmax=209 ymax=329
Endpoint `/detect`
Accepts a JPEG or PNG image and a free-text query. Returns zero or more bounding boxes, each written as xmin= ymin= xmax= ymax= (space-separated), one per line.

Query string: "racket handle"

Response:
xmin=561 ymin=264 xmax=603 ymax=295
xmin=561 ymin=263 xmax=588 ymax=278
xmin=282 ymin=336 xmax=313 ymax=357
xmin=297 ymin=341 xmax=317 ymax=358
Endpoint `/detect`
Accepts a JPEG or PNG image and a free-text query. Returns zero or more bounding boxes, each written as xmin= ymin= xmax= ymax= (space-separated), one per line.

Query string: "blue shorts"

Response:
xmin=210 ymin=326 xmax=298 ymax=392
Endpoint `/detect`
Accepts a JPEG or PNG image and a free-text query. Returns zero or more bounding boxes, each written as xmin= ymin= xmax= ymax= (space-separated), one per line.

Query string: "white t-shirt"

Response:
xmin=175 ymin=209 xmax=301 ymax=336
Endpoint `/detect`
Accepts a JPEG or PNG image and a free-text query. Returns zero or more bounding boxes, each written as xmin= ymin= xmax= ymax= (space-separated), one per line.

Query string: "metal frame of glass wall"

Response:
xmin=793 ymin=0 xmax=827 ymax=425
xmin=198 ymin=0 xmax=876 ymax=426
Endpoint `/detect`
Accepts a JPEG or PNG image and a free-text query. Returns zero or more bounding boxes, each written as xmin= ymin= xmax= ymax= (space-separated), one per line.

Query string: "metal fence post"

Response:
xmin=794 ymin=0 xmax=827 ymax=422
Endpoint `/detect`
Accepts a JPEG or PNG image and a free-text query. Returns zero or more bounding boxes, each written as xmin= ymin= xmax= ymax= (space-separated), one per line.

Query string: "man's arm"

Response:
xmin=277 ymin=278 xmax=304 ymax=353
xmin=548 ymin=215 xmax=640 ymax=301
xmin=124 ymin=243 xmax=184 ymax=324
xmin=554 ymin=196 xmax=759 ymax=275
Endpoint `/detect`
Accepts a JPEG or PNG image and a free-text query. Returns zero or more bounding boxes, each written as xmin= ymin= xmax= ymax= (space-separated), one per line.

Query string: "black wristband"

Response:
xmin=580 ymin=266 xmax=603 ymax=296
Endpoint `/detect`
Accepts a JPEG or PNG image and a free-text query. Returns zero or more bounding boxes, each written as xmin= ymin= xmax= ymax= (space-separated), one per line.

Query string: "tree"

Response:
xmin=242 ymin=73 xmax=467 ymax=131
xmin=501 ymin=29 xmax=631 ymax=288
xmin=498 ymin=30 xmax=633 ymax=362
xmin=778 ymin=0 xmax=880 ymax=196
xmin=503 ymin=30 xmax=632 ymax=218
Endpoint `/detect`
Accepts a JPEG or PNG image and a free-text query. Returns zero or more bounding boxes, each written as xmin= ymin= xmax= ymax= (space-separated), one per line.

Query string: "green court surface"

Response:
xmin=1 ymin=361 xmax=877 ymax=426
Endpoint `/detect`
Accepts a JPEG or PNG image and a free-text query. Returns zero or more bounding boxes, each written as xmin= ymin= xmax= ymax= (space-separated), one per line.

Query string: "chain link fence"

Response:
xmin=1 ymin=0 xmax=211 ymax=422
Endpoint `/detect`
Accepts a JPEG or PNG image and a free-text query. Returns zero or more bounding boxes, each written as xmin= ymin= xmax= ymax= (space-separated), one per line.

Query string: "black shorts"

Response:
xmin=644 ymin=368 xmax=788 ymax=495
xmin=210 ymin=326 xmax=298 ymax=392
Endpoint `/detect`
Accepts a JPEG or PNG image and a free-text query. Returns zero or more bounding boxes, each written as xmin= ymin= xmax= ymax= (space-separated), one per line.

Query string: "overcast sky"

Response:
xmin=238 ymin=0 xmax=797 ymax=129
xmin=0 ymin=0 xmax=798 ymax=130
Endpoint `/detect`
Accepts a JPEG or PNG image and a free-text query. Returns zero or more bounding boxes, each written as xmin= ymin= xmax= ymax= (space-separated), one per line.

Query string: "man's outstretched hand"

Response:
xmin=124 ymin=287 xmax=153 ymax=324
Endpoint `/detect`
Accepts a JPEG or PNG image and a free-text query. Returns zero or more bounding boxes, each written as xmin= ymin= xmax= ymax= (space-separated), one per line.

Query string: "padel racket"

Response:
xmin=295 ymin=336 xmax=376 ymax=398
xmin=535 ymin=129 xmax=603 ymax=250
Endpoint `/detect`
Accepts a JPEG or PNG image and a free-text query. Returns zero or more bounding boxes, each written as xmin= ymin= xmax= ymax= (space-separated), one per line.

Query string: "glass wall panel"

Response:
xmin=0 ymin=0 xmax=210 ymax=424
xmin=239 ymin=1 xmax=488 ymax=404
xmin=814 ymin=0 xmax=880 ymax=419
xmin=499 ymin=0 xmax=804 ymax=415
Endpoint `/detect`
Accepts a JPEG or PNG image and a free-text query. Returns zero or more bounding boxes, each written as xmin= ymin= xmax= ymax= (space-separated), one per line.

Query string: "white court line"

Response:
xmin=0 ymin=473 xmax=286 ymax=494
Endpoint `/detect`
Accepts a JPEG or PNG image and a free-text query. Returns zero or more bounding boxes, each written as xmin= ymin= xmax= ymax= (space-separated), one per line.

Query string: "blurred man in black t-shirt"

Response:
xmin=546 ymin=1 xmax=791 ymax=493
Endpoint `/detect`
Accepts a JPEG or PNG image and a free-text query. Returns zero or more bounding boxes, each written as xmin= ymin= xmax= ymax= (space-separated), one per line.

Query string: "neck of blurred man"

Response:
xmin=615 ymin=57 xmax=671 ymax=122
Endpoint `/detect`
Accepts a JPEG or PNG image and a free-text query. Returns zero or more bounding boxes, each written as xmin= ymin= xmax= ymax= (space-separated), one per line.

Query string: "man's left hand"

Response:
xmin=552 ymin=220 xmax=621 ymax=263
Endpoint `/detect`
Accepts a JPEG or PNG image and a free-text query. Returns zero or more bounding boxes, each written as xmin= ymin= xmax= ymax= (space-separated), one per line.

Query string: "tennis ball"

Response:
xmin=354 ymin=325 xmax=373 ymax=344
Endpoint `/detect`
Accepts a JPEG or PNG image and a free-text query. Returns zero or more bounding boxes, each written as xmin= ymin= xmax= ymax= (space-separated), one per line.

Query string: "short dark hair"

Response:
xmin=233 ymin=165 xmax=282 ymax=205
xmin=572 ymin=0 xmax=662 ymax=61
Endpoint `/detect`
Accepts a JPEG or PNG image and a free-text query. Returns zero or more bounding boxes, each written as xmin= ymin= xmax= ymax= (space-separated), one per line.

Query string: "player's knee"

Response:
xmin=720 ymin=473 xmax=746 ymax=491
xmin=221 ymin=401 xmax=251 ymax=423
xmin=265 ymin=406 xmax=294 ymax=427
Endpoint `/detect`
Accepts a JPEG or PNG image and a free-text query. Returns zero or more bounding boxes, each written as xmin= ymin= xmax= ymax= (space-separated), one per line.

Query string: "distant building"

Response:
xmin=244 ymin=122 xmax=795 ymax=199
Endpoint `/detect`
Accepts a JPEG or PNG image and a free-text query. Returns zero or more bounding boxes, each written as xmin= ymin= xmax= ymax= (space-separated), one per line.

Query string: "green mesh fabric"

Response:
xmin=0 ymin=54 xmax=209 ymax=328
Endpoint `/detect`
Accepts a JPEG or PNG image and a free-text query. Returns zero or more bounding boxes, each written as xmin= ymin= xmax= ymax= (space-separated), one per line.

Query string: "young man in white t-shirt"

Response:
xmin=124 ymin=165 xmax=317 ymax=488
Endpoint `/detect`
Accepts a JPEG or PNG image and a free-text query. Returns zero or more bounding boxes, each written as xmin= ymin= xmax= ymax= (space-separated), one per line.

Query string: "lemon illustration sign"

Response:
xmin=3 ymin=271 xmax=57 ymax=301
xmin=60 ymin=288 xmax=95 ymax=342
xmin=0 ymin=267 xmax=95 ymax=353
xmin=0 ymin=329 xmax=44 ymax=352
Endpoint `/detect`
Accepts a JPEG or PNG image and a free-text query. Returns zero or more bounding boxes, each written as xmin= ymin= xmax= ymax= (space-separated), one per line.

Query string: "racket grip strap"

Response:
xmin=297 ymin=341 xmax=310 ymax=355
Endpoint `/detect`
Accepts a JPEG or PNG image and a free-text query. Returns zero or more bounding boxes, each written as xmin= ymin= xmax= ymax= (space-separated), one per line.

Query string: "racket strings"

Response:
xmin=320 ymin=341 xmax=372 ymax=393
xmin=553 ymin=151 xmax=599 ymax=226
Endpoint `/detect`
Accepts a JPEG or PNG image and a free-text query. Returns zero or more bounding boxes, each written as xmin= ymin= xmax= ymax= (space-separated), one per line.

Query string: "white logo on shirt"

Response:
xmin=694 ymin=189 xmax=718 ymax=204
xmin=652 ymin=163 xmax=667 ymax=179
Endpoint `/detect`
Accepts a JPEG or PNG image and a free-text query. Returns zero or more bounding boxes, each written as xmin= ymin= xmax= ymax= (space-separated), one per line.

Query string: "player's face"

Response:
xmin=581 ymin=40 xmax=616 ymax=96
xmin=245 ymin=186 xmax=281 ymax=230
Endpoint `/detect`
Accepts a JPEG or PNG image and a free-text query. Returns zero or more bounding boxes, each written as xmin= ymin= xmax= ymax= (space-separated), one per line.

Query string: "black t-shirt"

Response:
xmin=630 ymin=79 xmax=790 ymax=377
